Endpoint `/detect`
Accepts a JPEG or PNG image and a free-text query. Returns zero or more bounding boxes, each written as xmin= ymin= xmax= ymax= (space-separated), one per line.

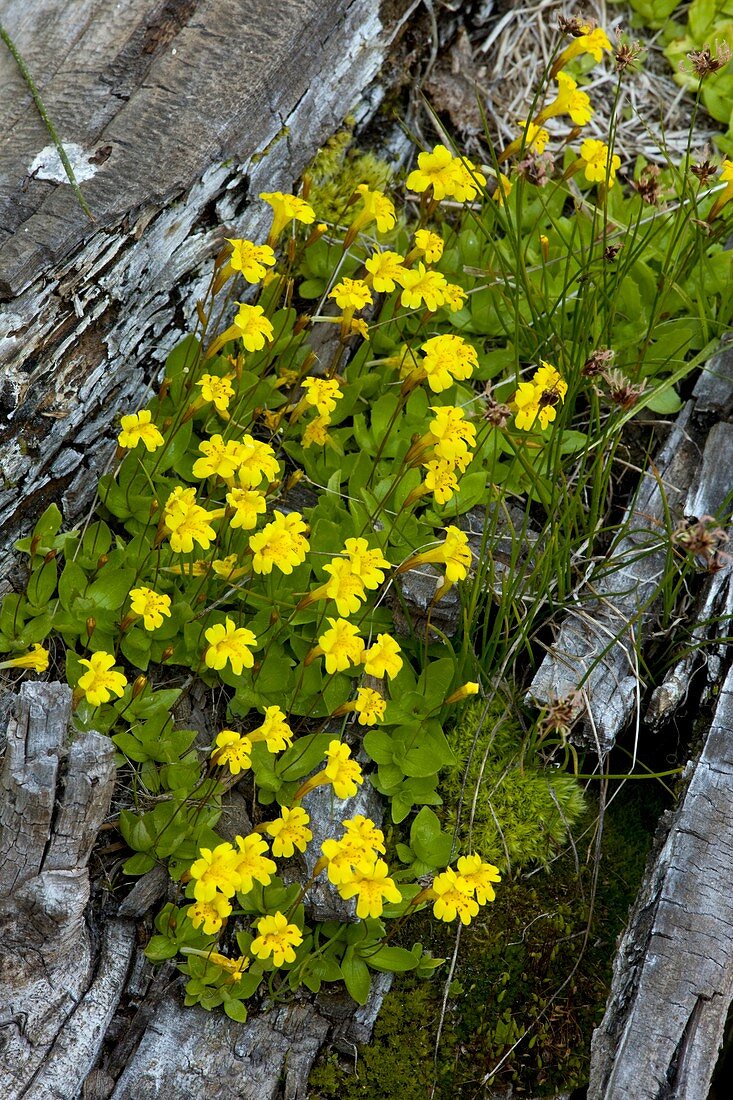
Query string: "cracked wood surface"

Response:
xmin=0 ymin=681 xmax=129 ymax=1099
xmin=529 ymin=342 xmax=733 ymax=753
xmin=0 ymin=0 xmax=416 ymax=571
xmin=588 ymin=662 xmax=733 ymax=1099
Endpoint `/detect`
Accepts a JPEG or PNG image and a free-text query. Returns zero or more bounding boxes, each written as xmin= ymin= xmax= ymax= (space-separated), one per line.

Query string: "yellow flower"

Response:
xmin=535 ymin=72 xmax=593 ymax=126
xmin=444 ymin=681 xmax=480 ymax=705
xmin=266 ymin=806 xmax=313 ymax=857
xmin=424 ymin=459 xmax=460 ymax=504
xmin=249 ymin=510 xmax=309 ymax=575
xmin=302 ymin=416 xmax=332 ymax=448
xmin=364 ymin=249 xmax=406 ymax=292
xmin=226 ymin=238 xmax=277 ymax=283
xmin=249 ymin=705 xmax=293 ymax=752
xmin=302 ymin=377 xmax=343 ymax=416
xmin=226 ymin=487 xmax=267 ymax=530
xmin=324 ymin=739 xmax=364 ymax=799
xmin=320 ymin=835 xmax=375 ymax=883
xmin=414 ymin=229 xmax=444 ymax=262
xmin=342 ymin=537 xmax=391 ymax=590
xmin=708 ymin=159 xmax=733 ymax=220
xmin=342 ymin=815 xmax=386 ymax=853
xmin=353 ymin=687 xmax=386 ymax=725
xmin=232 ymin=302 xmax=275 ymax=352
xmin=552 ymin=26 xmax=612 ymax=76
xmin=449 ymin=156 xmax=487 ymax=201
xmin=233 ymin=832 xmax=277 ymax=892
xmin=579 ymin=138 xmax=621 ymax=187
xmin=164 ymin=488 xmax=217 ymax=553
xmin=406 ymin=143 xmax=458 ymax=199
xmin=429 ymin=405 xmax=476 ymax=465
xmin=455 ymin=854 xmax=501 ymax=904
xmin=77 ymin=651 xmax=127 ymax=707
xmin=346 ymin=185 xmax=397 ymax=241
xmin=206 ymin=952 xmax=250 ymax=981
xmin=192 ymin=434 xmax=243 ymax=480
xmin=397 ymin=263 xmax=448 ymax=311
xmin=420 ymin=334 xmax=478 ymax=393
xmin=321 ymin=557 xmax=368 ymax=615
xmin=398 ymin=526 xmax=473 ymax=585
xmin=117 ymin=410 xmax=165 ymax=452
xmin=406 ymin=145 xmax=485 ymax=202
xmin=236 ymin=435 xmax=280 ymax=488
xmin=187 ymin=895 xmax=232 ymax=934
xmin=204 ymin=617 xmax=257 ymax=676
xmin=362 ymin=633 xmax=403 ymax=680
xmin=190 ymin=842 xmax=241 ymax=902
xmin=211 ymin=729 xmax=253 ymax=775
xmin=0 ymin=643 xmax=49 ymax=673
xmin=129 ymin=587 xmax=172 ymax=631
xmin=514 ymin=361 xmax=567 ymax=430
xmin=260 ymin=191 xmax=316 ymax=243
xmin=337 ymin=857 xmax=402 ymax=918
xmin=431 ymin=867 xmax=479 ymax=924
xmin=196 ymin=374 xmax=235 ymax=412
xmin=317 ymin=617 xmax=365 ymax=674
xmin=329 ymin=278 xmax=373 ymax=311
xmin=250 ymin=911 xmax=303 ymax=967
xmin=442 ymin=283 xmax=467 ymax=312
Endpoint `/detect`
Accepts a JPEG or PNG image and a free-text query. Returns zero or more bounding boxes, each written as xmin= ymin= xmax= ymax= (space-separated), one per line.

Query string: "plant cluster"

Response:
xmin=1 ymin=15 xmax=732 ymax=1026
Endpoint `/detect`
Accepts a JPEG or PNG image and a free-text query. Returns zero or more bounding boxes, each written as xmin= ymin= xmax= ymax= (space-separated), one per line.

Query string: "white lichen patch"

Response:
xmin=28 ymin=143 xmax=98 ymax=184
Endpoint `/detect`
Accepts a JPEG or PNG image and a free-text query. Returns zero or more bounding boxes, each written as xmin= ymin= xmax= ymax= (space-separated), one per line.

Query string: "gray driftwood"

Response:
xmin=588 ymin=660 xmax=733 ymax=1099
xmin=529 ymin=341 xmax=733 ymax=753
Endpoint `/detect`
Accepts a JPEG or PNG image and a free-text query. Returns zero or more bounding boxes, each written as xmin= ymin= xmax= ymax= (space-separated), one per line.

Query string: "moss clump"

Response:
xmin=305 ymin=117 xmax=395 ymax=224
xmin=442 ymin=699 xmax=586 ymax=869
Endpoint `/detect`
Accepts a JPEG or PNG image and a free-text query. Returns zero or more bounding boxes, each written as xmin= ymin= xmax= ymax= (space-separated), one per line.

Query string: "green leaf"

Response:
xmin=26 ymin=558 xmax=58 ymax=608
xmin=86 ymin=567 xmax=137 ymax=611
xmin=276 ymin=733 xmax=332 ymax=782
xmin=123 ymin=852 xmax=157 ymax=876
xmin=145 ymin=934 xmax=180 ymax=961
xmin=645 ymin=385 xmax=683 ymax=414
xmin=58 ymin=562 xmax=88 ymax=609
xmin=341 ymin=949 xmax=371 ymax=1005
xmin=224 ymin=999 xmax=248 ymax=1023
xmin=360 ymin=945 xmax=419 ymax=973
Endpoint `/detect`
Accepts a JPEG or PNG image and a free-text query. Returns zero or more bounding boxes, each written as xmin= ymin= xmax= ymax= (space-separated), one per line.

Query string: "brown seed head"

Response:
xmin=691 ymin=158 xmax=718 ymax=185
xmin=558 ymin=14 xmax=592 ymax=38
xmin=614 ymin=34 xmax=644 ymax=72
xmin=673 ymin=515 xmax=729 ymax=571
xmin=581 ymin=348 xmax=615 ymax=377
xmin=537 ymin=691 xmax=584 ymax=743
xmin=604 ymin=243 xmax=622 ymax=263
xmin=684 ymin=41 xmax=731 ymax=79
xmin=631 ymin=164 xmax=662 ymax=205
xmin=483 ymin=394 xmax=511 ymax=428
xmin=604 ymin=369 xmax=646 ymax=410
xmin=516 ymin=152 xmax=554 ymax=188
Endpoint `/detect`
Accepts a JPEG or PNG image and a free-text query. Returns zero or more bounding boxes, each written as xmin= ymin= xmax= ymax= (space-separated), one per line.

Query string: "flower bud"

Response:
xmin=86 ymin=617 xmax=96 ymax=639
xmin=97 ymin=554 xmax=109 ymax=570
xmin=161 ymin=646 xmax=174 ymax=663
xmin=132 ymin=675 xmax=147 ymax=699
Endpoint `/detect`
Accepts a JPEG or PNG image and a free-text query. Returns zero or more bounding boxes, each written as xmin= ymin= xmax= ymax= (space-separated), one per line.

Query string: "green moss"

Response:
xmin=442 ymin=699 xmax=586 ymax=869
xmin=309 ymin=784 xmax=663 ymax=1098
xmin=305 ymin=117 xmax=395 ymax=223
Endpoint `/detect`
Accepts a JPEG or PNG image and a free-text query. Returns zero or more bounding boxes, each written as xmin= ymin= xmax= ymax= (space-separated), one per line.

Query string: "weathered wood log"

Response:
xmin=588 ymin=657 xmax=733 ymax=1099
xmin=0 ymin=0 xmax=418 ymax=569
xmin=0 ymin=681 xmax=128 ymax=1098
xmin=529 ymin=342 xmax=733 ymax=753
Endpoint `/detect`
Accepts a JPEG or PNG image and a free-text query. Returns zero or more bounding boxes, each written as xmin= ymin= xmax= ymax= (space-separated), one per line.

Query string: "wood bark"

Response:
xmin=588 ymin=656 xmax=733 ymax=1099
xmin=529 ymin=341 xmax=733 ymax=753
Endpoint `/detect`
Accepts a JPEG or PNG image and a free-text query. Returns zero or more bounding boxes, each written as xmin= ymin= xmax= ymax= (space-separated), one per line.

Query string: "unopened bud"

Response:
xmin=293 ymin=314 xmax=311 ymax=335
xmin=86 ymin=617 xmax=96 ymax=639
xmin=44 ymin=549 xmax=57 ymax=564
xmin=132 ymin=675 xmax=147 ymax=699
xmin=284 ymin=469 xmax=303 ymax=493
xmin=97 ymin=554 xmax=109 ymax=570
xmin=269 ymin=609 xmax=281 ymax=627
xmin=161 ymin=646 xmax=174 ymax=662
xmin=30 ymin=535 xmax=41 ymax=557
